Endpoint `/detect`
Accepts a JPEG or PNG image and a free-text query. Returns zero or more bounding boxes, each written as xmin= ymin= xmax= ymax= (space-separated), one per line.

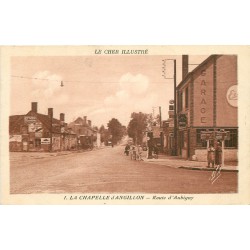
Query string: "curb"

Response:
xmin=141 ymin=158 xmax=238 ymax=172
xmin=178 ymin=166 xmax=238 ymax=173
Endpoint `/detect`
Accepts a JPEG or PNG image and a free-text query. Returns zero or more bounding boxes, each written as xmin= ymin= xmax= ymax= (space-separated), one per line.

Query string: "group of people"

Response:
xmin=124 ymin=144 xmax=143 ymax=161
xmin=207 ymin=141 xmax=222 ymax=169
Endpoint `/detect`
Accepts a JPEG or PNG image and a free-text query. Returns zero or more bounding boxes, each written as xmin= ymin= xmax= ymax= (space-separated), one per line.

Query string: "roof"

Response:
xmin=9 ymin=110 xmax=75 ymax=135
xmin=9 ymin=115 xmax=25 ymax=133
xmin=177 ymin=55 xmax=221 ymax=90
xmin=68 ymin=117 xmax=96 ymax=132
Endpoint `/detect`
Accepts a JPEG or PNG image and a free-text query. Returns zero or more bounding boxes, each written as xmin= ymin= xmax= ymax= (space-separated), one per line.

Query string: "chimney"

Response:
xmin=84 ymin=116 xmax=87 ymax=125
xmin=31 ymin=102 xmax=38 ymax=113
xmin=48 ymin=108 xmax=53 ymax=120
xmin=182 ymin=55 xmax=189 ymax=80
xmin=88 ymin=120 xmax=92 ymax=127
xmin=60 ymin=113 xmax=65 ymax=122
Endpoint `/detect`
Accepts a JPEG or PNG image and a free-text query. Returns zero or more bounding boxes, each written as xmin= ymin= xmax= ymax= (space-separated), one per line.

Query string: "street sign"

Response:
xmin=178 ymin=114 xmax=187 ymax=128
xmin=41 ymin=138 xmax=51 ymax=144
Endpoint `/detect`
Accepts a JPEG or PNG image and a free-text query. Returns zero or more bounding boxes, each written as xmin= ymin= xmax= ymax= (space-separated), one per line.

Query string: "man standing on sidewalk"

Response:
xmin=215 ymin=141 xmax=222 ymax=170
xmin=207 ymin=143 xmax=215 ymax=168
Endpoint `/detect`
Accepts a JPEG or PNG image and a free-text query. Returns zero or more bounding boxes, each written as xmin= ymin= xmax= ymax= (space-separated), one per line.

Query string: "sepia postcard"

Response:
xmin=0 ymin=45 xmax=249 ymax=204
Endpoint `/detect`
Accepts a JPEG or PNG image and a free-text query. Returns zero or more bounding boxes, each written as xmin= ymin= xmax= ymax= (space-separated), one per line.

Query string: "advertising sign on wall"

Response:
xmin=9 ymin=135 xmax=22 ymax=142
xmin=41 ymin=138 xmax=51 ymax=144
xmin=24 ymin=116 xmax=36 ymax=124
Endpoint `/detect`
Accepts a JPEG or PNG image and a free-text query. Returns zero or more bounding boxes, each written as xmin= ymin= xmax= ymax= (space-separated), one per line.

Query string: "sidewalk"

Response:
xmin=141 ymin=154 xmax=238 ymax=172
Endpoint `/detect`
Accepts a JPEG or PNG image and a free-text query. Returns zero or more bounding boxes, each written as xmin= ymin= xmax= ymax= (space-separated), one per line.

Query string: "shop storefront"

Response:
xmin=176 ymin=55 xmax=238 ymax=162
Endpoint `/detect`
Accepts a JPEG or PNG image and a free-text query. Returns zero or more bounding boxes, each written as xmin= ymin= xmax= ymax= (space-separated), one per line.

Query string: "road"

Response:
xmin=10 ymin=146 xmax=238 ymax=194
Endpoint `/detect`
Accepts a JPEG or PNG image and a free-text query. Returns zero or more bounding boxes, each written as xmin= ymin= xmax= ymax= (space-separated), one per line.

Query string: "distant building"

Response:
xmin=176 ymin=55 xmax=238 ymax=161
xmin=9 ymin=102 xmax=77 ymax=152
xmin=68 ymin=116 xmax=98 ymax=149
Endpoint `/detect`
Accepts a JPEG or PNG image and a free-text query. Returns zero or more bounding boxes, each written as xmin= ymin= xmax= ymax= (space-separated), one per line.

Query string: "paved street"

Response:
xmin=10 ymin=146 xmax=238 ymax=194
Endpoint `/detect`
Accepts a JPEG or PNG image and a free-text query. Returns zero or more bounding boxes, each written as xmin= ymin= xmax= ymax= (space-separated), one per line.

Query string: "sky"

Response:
xmin=11 ymin=55 xmax=208 ymax=128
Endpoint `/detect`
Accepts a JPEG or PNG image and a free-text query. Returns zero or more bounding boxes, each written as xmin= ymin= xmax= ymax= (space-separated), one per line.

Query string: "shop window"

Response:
xmin=196 ymin=129 xmax=207 ymax=148
xmin=196 ymin=129 xmax=214 ymax=148
xmin=224 ymin=129 xmax=238 ymax=148
xmin=196 ymin=128 xmax=238 ymax=149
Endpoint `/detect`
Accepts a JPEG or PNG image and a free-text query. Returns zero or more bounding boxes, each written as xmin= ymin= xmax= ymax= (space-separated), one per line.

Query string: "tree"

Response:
xmin=107 ymin=118 xmax=124 ymax=145
xmin=99 ymin=125 xmax=110 ymax=143
xmin=127 ymin=112 xmax=148 ymax=145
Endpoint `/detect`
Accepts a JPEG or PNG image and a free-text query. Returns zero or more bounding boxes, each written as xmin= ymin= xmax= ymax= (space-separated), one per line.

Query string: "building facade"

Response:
xmin=9 ymin=102 xmax=77 ymax=152
xmin=176 ymin=55 xmax=238 ymax=162
xmin=68 ymin=116 xmax=98 ymax=149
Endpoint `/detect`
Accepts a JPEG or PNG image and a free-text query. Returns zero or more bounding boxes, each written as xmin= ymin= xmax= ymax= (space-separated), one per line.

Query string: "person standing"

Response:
xmin=124 ymin=144 xmax=130 ymax=156
xmin=215 ymin=141 xmax=222 ymax=169
xmin=207 ymin=143 xmax=215 ymax=168
xmin=136 ymin=145 xmax=143 ymax=160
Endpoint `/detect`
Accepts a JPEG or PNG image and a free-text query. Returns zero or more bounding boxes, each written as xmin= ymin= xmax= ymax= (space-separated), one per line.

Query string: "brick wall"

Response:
xmin=193 ymin=60 xmax=214 ymax=127
xmin=216 ymin=55 xmax=238 ymax=127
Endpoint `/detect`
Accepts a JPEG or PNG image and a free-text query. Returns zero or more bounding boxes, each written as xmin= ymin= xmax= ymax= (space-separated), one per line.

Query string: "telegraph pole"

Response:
xmin=162 ymin=58 xmax=177 ymax=155
xmin=159 ymin=106 xmax=162 ymax=127
xmin=173 ymin=59 xmax=177 ymax=156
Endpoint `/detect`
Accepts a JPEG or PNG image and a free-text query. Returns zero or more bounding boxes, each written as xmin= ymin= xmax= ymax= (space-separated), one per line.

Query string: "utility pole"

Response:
xmin=162 ymin=58 xmax=177 ymax=156
xmin=159 ymin=106 xmax=162 ymax=127
xmin=173 ymin=59 xmax=177 ymax=156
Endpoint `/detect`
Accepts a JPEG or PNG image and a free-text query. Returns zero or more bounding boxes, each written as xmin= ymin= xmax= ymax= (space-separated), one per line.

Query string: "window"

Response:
xmin=224 ymin=129 xmax=238 ymax=148
xmin=185 ymin=87 xmax=189 ymax=108
xmin=178 ymin=92 xmax=183 ymax=112
xmin=196 ymin=128 xmax=238 ymax=149
xmin=196 ymin=129 xmax=209 ymax=148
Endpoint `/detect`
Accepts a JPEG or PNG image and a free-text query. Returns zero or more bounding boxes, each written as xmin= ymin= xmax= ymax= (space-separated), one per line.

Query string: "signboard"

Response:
xmin=200 ymin=132 xmax=214 ymax=140
xmin=178 ymin=114 xmax=187 ymax=128
xmin=152 ymin=126 xmax=162 ymax=138
xmin=35 ymin=123 xmax=42 ymax=131
xmin=35 ymin=132 xmax=43 ymax=138
xmin=201 ymin=131 xmax=230 ymax=141
xmin=215 ymin=131 xmax=230 ymax=141
xmin=41 ymin=138 xmax=51 ymax=144
xmin=24 ymin=116 xmax=37 ymax=124
xmin=168 ymin=110 xmax=174 ymax=116
xmin=226 ymin=85 xmax=237 ymax=107
xmin=28 ymin=123 xmax=36 ymax=132
xmin=9 ymin=135 xmax=22 ymax=142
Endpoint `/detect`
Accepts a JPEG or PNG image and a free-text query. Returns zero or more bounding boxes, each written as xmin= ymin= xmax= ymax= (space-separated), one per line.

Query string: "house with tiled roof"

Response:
xmin=9 ymin=102 xmax=77 ymax=152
